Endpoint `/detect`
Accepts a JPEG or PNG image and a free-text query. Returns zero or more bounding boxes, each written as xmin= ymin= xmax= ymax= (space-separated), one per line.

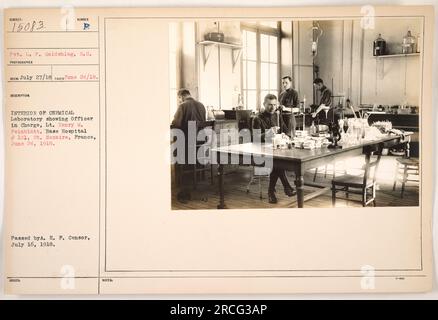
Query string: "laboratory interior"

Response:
xmin=169 ymin=19 xmax=421 ymax=209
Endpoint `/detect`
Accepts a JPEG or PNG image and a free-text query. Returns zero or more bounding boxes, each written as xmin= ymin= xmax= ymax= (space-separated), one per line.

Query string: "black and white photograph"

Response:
xmin=170 ymin=18 xmax=421 ymax=209
xmin=2 ymin=3 xmax=435 ymax=297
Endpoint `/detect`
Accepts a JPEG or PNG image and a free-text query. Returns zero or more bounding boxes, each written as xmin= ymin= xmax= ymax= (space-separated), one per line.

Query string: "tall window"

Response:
xmin=242 ymin=23 xmax=279 ymax=111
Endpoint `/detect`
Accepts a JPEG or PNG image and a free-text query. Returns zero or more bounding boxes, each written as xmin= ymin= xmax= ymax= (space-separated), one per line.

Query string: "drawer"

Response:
xmin=216 ymin=132 xmax=239 ymax=146
xmin=214 ymin=121 xmax=239 ymax=146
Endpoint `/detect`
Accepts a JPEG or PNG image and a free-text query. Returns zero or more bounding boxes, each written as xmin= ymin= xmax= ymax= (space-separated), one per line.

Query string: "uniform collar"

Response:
xmin=261 ymin=110 xmax=274 ymax=117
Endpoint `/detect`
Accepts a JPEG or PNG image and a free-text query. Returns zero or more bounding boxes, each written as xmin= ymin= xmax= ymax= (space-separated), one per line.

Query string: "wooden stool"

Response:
xmin=393 ymin=157 xmax=419 ymax=198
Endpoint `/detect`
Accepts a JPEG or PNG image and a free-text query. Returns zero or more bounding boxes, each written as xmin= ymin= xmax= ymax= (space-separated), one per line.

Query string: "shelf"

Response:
xmin=198 ymin=40 xmax=243 ymax=72
xmin=374 ymin=53 xmax=420 ymax=59
xmin=374 ymin=52 xmax=420 ymax=80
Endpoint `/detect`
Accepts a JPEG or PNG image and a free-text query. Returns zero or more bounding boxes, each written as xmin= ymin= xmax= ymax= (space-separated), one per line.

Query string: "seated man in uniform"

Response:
xmin=253 ymin=94 xmax=297 ymax=204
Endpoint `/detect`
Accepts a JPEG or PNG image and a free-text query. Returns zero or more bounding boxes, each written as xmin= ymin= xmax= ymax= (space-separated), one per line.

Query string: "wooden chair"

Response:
xmin=245 ymin=116 xmax=270 ymax=199
xmin=393 ymin=157 xmax=419 ymax=198
xmin=331 ymin=148 xmax=382 ymax=207
xmin=313 ymin=162 xmax=348 ymax=182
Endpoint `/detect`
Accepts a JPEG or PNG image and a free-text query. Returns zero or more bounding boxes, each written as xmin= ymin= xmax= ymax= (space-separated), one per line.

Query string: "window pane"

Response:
xmin=246 ymin=30 xmax=256 ymax=60
xmin=247 ymin=90 xmax=257 ymax=111
xmin=261 ymin=62 xmax=269 ymax=89
xmin=260 ymin=34 xmax=269 ymax=62
xmin=270 ymin=63 xmax=278 ymax=90
xmin=247 ymin=61 xmax=257 ymax=89
xmin=269 ymin=35 xmax=278 ymax=62
xmin=260 ymin=90 xmax=271 ymax=106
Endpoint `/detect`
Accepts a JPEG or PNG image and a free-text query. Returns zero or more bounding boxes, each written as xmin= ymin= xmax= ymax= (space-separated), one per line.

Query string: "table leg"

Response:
xmin=294 ymin=172 xmax=304 ymax=208
xmin=405 ymin=137 xmax=411 ymax=158
xmin=217 ymin=163 xmax=227 ymax=209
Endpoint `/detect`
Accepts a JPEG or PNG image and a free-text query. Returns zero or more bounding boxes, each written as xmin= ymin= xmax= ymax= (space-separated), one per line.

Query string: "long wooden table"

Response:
xmin=213 ymin=133 xmax=412 ymax=208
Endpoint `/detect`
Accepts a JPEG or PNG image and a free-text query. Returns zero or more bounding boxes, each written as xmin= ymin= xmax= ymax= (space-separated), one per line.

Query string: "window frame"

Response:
xmin=241 ymin=22 xmax=281 ymax=112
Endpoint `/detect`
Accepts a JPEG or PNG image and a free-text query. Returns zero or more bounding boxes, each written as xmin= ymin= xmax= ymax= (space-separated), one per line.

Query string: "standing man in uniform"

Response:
xmin=278 ymin=76 xmax=298 ymax=137
xmin=172 ymin=89 xmax=206 ymax=131
xmin=171 ymin=89 xmax=206 ymax=203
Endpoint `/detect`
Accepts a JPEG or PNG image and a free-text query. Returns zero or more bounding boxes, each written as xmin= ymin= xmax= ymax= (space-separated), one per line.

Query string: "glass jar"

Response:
xmin=373 ymin=33 xmax=386 ymax=56
xmin=402 ymin=30 xmax=416 ymax=54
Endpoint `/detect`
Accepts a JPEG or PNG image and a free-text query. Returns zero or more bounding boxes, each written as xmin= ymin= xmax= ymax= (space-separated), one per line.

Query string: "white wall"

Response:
xmin=313 ymin=18 xmax=422 ymax=107
xmin=176 ymin=18 xmax=422 ymax=111
xmin=197 ymin=21 xmax=242 ymax=109
xmin=280 ymin=21 xmax=293 ymax=82
xmin=315 ymin=20 xmax=346 ymax=99
xmin=292 ymin=21 xmax=315 ymax=105
xmin=181 ymin=22 xmax=198 ymax=98
xmin=361 ymin=18 xmax=421 ymax=106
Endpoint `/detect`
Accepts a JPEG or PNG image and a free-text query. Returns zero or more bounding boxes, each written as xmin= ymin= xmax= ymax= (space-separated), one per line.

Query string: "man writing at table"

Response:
xmin=253 ymin=94 xmax=297 ymax=204
xmin=311 ymin=78 xmax=333 ymax=124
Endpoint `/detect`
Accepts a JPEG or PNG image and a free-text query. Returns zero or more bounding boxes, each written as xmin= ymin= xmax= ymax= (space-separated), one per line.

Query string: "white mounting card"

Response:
xmin=2 ymin=6 xmax=434 ymax=294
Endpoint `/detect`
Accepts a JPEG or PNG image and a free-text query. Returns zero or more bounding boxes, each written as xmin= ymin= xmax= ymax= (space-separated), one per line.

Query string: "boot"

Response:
xmin=268 ymin=189 xmax=278 ymax=204
xmin=284 ymin=185 xmax=297 ymax=197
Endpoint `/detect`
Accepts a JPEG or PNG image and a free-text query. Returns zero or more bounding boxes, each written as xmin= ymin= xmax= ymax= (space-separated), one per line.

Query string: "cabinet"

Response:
xmin=213 ymin=120 xmax=240 ymax=173
xmin=214 ymin=120 xmax=239 ymax=146
xmin=366 ymin=113 xmax=419 ymax=157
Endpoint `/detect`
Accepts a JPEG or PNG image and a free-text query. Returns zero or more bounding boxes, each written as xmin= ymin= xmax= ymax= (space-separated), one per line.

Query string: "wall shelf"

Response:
xmin=198 ymin=40 xmax=242 ymax=72
xmin=374 ymin=53 xmax=420 ymax=59
xmin=374 ymin=52 xmax=420 ymax=81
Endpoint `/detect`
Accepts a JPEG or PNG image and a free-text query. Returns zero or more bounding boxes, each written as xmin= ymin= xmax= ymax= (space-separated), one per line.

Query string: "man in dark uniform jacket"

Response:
xmin=278 ymin=76 xmax=298 ymax=136
xmin=171 ymin=89 xmax=206 ymax=203
xmin=312 ymin=78 xmax=334 ymax=125
xmin=253 ymin=94 xmax=296 ymax=204
xmin=172 ymin=89 xmax=206 ymax=130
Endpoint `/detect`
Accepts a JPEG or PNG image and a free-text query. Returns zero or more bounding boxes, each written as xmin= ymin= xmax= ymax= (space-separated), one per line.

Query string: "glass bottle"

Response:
xmin=402 ymin=30 xmax=416 ymax=54
xmin=310 ymin=121 xmax=316 ymax=135
xmin=237 ymin=93 xmax=244 ymax=110
xmin=373 ymin=34 xmax=386 ymax=56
